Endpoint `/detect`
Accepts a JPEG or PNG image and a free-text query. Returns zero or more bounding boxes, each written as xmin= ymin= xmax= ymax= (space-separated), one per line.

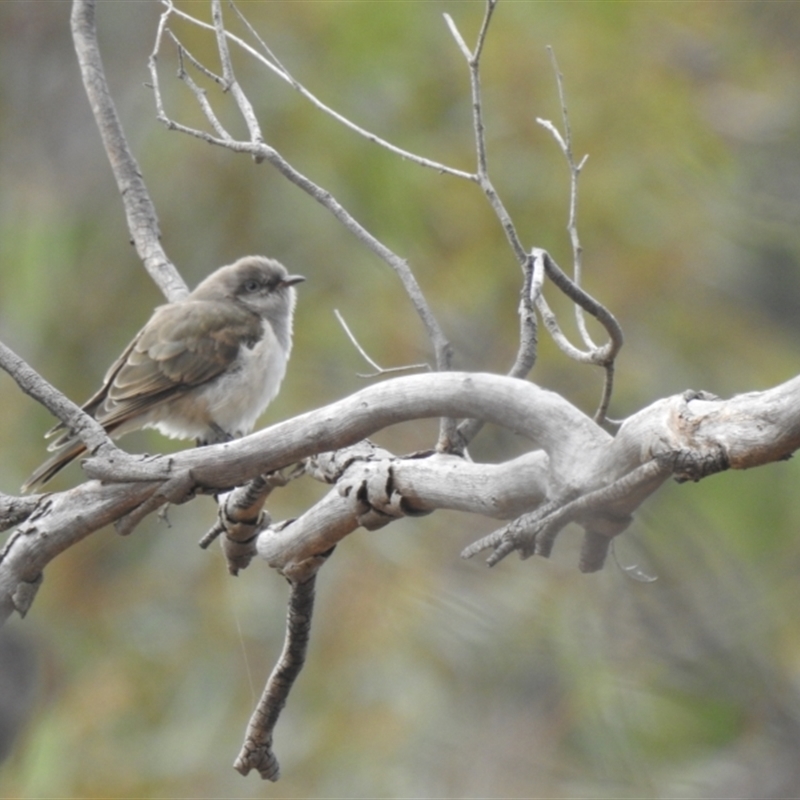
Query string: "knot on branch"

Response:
xmin=339 ymin=461 xmax=405 ymax=531
xmin=233 ymin=736 xmax=280 ymax=781
xmin=307 ymin=442 xmax=432 ymax=531
xmin=306 ymin=440 xmax=392 ymax=483
xmin=199 ymin=468 xmax=303 ymax=574
xmin=669 ymin=446 xmax=730 ymax=483
xmin=201 ymin=476 xmax=272 ymax=574
xmin=337 ymin=455 xmax=432 ymax=531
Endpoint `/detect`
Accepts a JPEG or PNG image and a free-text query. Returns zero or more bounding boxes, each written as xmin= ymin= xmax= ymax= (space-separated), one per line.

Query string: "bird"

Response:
xmin=22 ymin=255 xmax=305 ymax=492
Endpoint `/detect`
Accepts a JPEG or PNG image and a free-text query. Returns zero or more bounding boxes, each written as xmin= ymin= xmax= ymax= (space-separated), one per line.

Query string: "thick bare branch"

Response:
xmin=234 ymin=572 xmax=320 ymax=781
xmin=257 ymin=449 xmax=551 ymax=574
xmin=4 ymin=371 xmax=792 ymax=593
xmin=71 ymin=0 xmax=187 ymax=301
xmin=0 ymin=372 xmax=598 ymax=624
xmin=6 ymin=362 xmax=800 ymax=774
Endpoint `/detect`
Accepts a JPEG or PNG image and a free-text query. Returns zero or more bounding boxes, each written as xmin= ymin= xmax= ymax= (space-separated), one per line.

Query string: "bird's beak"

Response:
xmin=282 ymin=275 xmax=306 ymax=287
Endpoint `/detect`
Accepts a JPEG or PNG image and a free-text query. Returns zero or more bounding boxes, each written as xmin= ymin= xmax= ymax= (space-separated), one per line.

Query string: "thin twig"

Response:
xmin=334 ymin=309 xmax=430 ymax=378
xmin=149 ymin=4 xmax=175 ymax=124
xmin=538 ymin=46 xmax=594 ymax=349
xmin=166 ymin=0 xmax=476 ymax=181
xmin=445 ymin=2 xmax=527 ymax=267
xmin=211 ymin=0 xmax=264 ymax=159
xmin=595 ymin=363 xmax=616 ymax=428
xmin=172 ymin=36 xmax=233 ymax=142
xmin=454 ymin=250 xmax=541 ymax=448
xmin=170 ymin=30 xmax=225 ymax=86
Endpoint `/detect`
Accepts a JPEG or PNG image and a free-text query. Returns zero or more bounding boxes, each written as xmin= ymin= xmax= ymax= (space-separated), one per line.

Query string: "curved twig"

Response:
xmin=334 ymin=309 xmax=431 ymax=379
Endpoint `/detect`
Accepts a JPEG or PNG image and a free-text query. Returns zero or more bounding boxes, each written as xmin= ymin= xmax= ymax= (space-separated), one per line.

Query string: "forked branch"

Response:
xmin=444 ymin=6 xmax=622 ymax=424
xmin=150 ymin=0 xmax=457 ymax=449
xmin=6 ymin=0 xmax=786 ymax=787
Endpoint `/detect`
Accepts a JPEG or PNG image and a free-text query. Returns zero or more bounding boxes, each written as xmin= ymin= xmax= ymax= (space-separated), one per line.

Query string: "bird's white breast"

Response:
xmin=203 ymin=320 xmax=289 ymax=436
xmin=146 ymin=320 xmax=289 ymax=441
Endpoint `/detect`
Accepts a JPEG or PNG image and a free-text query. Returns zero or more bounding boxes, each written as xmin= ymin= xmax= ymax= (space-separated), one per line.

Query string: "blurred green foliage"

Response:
xmin=2 ymin=1 xmax=800 ymax=797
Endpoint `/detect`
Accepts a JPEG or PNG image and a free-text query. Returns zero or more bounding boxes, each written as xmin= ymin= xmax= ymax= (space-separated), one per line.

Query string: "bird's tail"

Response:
xmin=21 ymin=438 xmax=88 ymax=493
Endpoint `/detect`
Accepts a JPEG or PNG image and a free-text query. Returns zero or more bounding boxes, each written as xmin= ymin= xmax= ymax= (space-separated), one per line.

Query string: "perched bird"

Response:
xmin=22 ymin=256 xmax=304 ymax=492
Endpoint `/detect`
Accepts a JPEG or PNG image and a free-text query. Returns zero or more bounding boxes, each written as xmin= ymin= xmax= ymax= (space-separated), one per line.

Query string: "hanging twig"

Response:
xmin=233 ymin=572 xmax=319 ymax=781
xmin=454 ymin=250 xmax=541 ymax=449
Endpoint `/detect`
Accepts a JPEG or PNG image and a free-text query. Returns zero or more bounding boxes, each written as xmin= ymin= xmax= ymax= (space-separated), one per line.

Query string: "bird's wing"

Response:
xmin=44 ymin=299 xmax=261 ymax=439
xmin=42 ymin=328 xmax=144 ymax=442
xmin=24 ymin=301 xmax=261 ymax=492
xmin=95 ymin=300 xmax=262 ymax=428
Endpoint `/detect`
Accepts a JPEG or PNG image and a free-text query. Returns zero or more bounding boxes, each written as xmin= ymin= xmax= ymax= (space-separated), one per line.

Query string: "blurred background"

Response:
xmin=2 ymin=1 xmax=800 ymax=797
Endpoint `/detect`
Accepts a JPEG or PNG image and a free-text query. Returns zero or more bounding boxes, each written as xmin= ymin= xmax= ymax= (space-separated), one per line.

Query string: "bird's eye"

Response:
xmin=242 ymin=279 xmax=260 ymax=293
